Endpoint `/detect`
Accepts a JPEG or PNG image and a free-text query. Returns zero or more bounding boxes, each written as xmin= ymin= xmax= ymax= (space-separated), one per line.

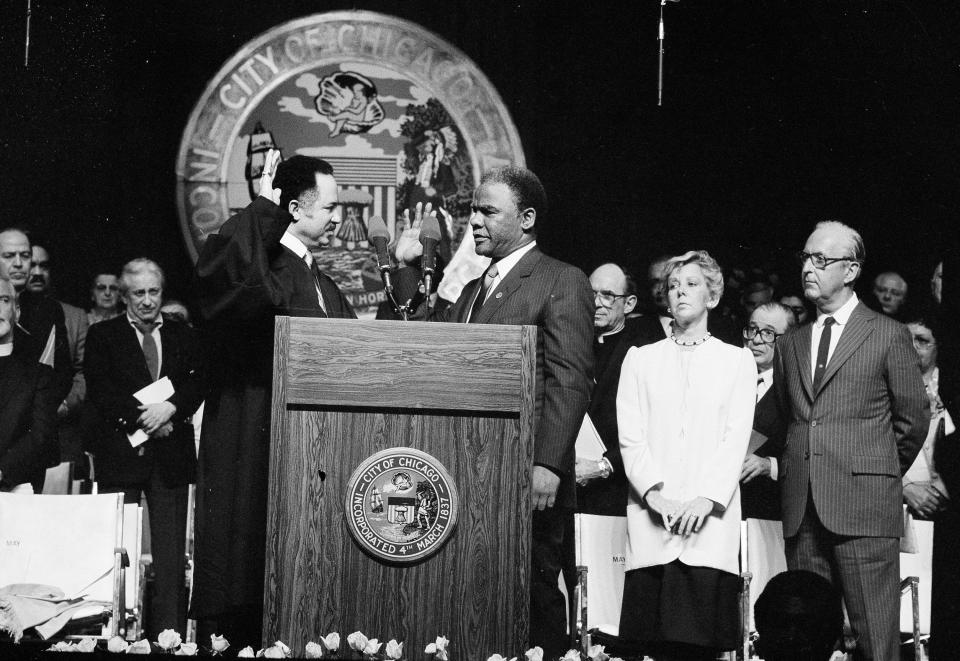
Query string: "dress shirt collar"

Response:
xmin=490 ymin=241 xmax=537 ymax=281
xmin=815 ymin=292 xmax=858 ymax=327
xmin=127 ymin=313 xmax=163 ymax=331
xmin=758 ymin=367 xmax=773 ymax=385
xmin=280 ymin=230 xmax=311 ymax=260
xmin=0 ymin=342 xmax=12 ymax=357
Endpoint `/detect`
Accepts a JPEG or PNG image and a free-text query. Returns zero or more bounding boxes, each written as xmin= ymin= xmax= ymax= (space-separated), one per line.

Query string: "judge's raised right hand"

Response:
xmin=258 ymin=149 xmax=282 ymax=205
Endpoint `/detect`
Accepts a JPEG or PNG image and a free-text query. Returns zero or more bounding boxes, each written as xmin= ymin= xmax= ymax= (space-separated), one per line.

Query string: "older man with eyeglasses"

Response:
xmin=773 ymin=220 xmax=928 ymax=661
xmin=739 ymin=301 xmax=796 ymax=627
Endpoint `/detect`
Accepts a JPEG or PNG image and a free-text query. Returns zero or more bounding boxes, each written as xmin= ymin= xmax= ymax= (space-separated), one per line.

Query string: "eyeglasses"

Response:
xmin=94 ymin=284 xmax=119 ymax=292
xmin=912 ymin=337 xmax=936 ymax=350
xmin=127 ymin=287 xmax=162 ymax=300
xmin=742 ymin=324 xmax=783 ymax=344
xmin=796 ymin=251 xmax=856 ymax=270
xmin=593 ymin=290 xmax=629 ymax=306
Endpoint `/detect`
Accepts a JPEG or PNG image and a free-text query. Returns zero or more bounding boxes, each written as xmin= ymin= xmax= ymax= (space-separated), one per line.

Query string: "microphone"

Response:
xmin=419 ymin=214 xmax=442 ymax=299
xmin=367 ymin=215 xmax=393 ymax=292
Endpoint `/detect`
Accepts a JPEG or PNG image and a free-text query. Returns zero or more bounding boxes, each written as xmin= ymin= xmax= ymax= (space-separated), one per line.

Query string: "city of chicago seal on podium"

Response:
xmin=345 ymin=447 xmax=458 ymax=563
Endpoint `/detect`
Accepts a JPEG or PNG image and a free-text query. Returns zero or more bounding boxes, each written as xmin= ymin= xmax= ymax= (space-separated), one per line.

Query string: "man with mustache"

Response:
xmin=415 ymin=166 xmax=594 ymax=658
xmin=28 ymin=243 xmax=89 ymax=467
xmin=774 ymin=221 xmax=928 ymax=660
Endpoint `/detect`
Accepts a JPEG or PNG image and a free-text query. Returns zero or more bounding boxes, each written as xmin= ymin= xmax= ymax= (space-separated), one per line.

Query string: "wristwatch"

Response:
xmin=596 ymin=457 xmax=613 ymax=479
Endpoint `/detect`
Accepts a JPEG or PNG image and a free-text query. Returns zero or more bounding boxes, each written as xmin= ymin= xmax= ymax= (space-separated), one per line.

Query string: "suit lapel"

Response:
xmin=472 ymin=248 xmax=541 ymax=324
xmin=120 ymin=320 xmax=153 ymax=384
xmin=816 ymin=303 xmax=875 ymax=396
xmin=795 ymin=323 xmax=814 ymax=401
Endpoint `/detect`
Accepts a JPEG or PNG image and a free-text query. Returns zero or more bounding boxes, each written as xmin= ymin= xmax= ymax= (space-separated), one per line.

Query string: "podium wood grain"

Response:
xmin=265 ymin=318 xmax=538 ymax=659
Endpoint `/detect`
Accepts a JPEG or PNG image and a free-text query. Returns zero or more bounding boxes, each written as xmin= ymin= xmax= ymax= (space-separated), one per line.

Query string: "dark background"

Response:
xmin=2 ymin=1 xmax=958 ymax=310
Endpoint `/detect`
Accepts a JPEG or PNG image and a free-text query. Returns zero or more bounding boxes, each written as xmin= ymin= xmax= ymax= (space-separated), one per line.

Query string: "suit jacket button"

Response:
xmin=804 ymin=451 xmax=810 ymax=460
xmin=811 ymin=420 xmax=818 ymax=427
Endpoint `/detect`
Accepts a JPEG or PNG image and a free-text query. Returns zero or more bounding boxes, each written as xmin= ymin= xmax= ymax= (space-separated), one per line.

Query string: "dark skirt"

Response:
xmin=619 ymin=559 xmax=741 ymax=651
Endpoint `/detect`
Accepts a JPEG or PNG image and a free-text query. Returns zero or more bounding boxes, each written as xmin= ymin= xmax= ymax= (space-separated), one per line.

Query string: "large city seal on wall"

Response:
xmin=344 ymin=448 xmax=458 ymax=563
xmin=176 ymin=10 xmax=525 ymax=316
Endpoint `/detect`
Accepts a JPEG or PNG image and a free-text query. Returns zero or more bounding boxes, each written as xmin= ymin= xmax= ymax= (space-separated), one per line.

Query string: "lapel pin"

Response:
xmin=495 ymin=292 xmax=503 ymax=299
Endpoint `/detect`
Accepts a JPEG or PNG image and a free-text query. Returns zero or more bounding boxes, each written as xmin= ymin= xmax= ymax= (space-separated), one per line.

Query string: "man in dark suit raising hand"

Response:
xmin=774 ymin=220 xmax=928 ymax=661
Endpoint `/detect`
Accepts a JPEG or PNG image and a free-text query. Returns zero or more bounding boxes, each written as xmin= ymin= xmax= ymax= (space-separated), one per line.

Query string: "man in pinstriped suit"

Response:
xmin=425 ymin=166 xmax=594 ymax=659
xmin=774 ymin=220 xmax=929 ymax=661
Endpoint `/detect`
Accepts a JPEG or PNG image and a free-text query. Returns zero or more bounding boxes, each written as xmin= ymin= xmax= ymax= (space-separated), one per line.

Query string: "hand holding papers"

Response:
xmin=127 ymin=376 xmax=175 ymax=447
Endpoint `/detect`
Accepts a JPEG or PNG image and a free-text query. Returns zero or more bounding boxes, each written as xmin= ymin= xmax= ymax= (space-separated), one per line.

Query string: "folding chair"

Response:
xmin=0 ymin=493 xmax=143 ymax=641
xmin=570 ymin=513 xmax=629 ymax=653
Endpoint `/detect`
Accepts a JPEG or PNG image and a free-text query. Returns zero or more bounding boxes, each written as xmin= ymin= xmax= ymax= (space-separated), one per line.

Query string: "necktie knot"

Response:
xmin=822 ymin=316 xmax=836 ymax=328
xmin=482 ymin=264 xmax=499 ymax=297
xmin=133 ymin=320 xmax=158 ymax=335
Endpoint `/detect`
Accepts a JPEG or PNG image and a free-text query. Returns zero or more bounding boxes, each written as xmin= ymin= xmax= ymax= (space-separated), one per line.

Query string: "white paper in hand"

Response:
xmin=576 ymin=414 xmax=606 ymax=461
xmin=127 ymin=377 xmax=175 ymax=447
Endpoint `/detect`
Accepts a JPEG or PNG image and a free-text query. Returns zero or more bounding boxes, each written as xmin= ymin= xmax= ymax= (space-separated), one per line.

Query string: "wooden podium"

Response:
xmin=264 ymin=317 xmax=539 ymax=659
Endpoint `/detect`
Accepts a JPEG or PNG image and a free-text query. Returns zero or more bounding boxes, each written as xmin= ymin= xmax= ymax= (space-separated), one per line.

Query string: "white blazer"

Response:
xmin=617 ymin=337 xmax=756 ymax=575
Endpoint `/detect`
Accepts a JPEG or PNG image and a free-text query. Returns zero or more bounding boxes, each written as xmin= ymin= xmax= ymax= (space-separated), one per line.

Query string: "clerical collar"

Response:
xmin=0 ymin=342 xmax=12 ymax=357
xmin=597 ymin=324 xmax=625 ymax=344
xmin=280 ymin=231 xmax=311 ymax=259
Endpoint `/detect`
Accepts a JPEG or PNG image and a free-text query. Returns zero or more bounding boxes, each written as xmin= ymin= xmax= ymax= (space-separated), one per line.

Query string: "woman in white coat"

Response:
xmin=617 ymin=250 xmax=756 ymax=660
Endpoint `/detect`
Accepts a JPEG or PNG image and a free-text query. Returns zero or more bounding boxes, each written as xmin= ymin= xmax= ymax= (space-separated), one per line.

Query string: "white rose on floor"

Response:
xmin=586 ymin=645 xmax=608 ymax=661
xmin=176 ymin=642 xmax=199 ymax=656
xmin=347 ymin=631 xmax=369 ymax=652
xmin=210 ymin=634 xmax=230 ymax=654
xmin=524 ymin=646 xmax=544 ymax=661
xmin=559 ymin=651 xmax=581 ymax=661
xmin=237 ymin=646 xmax=255 ymax=658
xmin=321 ymin=632 xmax=341 ymax=652
xmin=107 ymin=636 xmax=130 ymax=653
xmin=363 ymin=638 xmax=383 ymax=655
xmin=385 ymin=639 xmax=404 ymax=659
xmin=304 ymin=641 xmax=324 ymax=659
xmin=157 ymin=628 xmax=183 ymax=650
xmin=487 ymin=654 xmax=517 ymax=661
xmin=76 ymin=638 xmax=98 ymax=653
xmin=425 ymin=635 xmax=450 ymax=660
xmin=126 ymin=639 xmax=152 ymax=654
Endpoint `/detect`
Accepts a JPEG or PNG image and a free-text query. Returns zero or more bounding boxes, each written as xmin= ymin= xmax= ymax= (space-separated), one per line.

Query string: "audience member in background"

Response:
xmin=740 ymin=302 xmax=796 ymax=626
xmin=0 ymin=228 xmax=71 ymax=400
xmin=618 ymin=250 xmax=755 ymax=661
xmin=930 ymin=261 xmax=942 ymax=305
xmin=84 ymin=258 xmax=203 ymax=637
xmin=897 ymin=311 xmax=958 ymax=660
xmin=645 ymin=254 xmax=673 ymax=327
xmin=576 ymin=263 xmax=662 ymax=515
xmin=28 ymin=243 xmax=89 ymax=468
xmin=0 ymin=275 xmax=58 ymax=493
xmin=779 ymin=291 xmax=812 ymax=325
xmin=739 ymin=280 xmax=774 ymax=320
xmin=753 ymin=570 xmax=844 ymax=661
xmin=87 ymin=272 xmax=122 ymax=326
xmin=775 ymin=221 xmax=927 ymax=661
xmin=870 ymin=270 xmax=908 ymax=319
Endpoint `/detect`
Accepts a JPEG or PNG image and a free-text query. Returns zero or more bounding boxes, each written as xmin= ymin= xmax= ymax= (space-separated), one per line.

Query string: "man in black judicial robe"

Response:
xmin=576 ymin=263 xmax=663 ymax=516
xmin=192 ymin=151 xmax=355 ymax=645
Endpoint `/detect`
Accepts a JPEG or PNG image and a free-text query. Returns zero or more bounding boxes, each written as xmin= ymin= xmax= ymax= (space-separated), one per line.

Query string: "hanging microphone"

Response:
xmin=419 ymin=214 xmax=442 ymax=300
xmin=367 ymin=216 xmax=393 ymax=292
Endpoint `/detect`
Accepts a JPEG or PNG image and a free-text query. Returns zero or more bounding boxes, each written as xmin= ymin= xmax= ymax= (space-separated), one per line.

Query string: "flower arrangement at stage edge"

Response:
xmin=210 ymin=634 xmax=230 ymax=655
xmin=524 ymin=646 xmax=543 ymax=661
xmin=305 ymin=641 xmax=325 ymax=659
xmin=238 ymin=647 xmax=256 ymax=658
xmin=158 ymin=628 xmax=184 ymax=651
xmin=559 ymin=651 xmax=581 ymax=661
xmin=176 ymin=642 xmax=199 ymax=656
xmin=385 ymin=639 xmax=404 ymax=660
xmin=108 ymin=636 xmax=131 ymax=653
xmin=486 ymin=654 xmax=518 ymax=661
xmin=424 ymin=635 xmax=450 ymax=660
xmin=586 ymin=645 xmax=609 ymax=661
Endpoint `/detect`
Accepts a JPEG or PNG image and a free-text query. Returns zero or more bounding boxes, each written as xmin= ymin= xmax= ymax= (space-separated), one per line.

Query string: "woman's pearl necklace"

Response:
xmin=670 ymin=331 xmax=712 ymax=347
